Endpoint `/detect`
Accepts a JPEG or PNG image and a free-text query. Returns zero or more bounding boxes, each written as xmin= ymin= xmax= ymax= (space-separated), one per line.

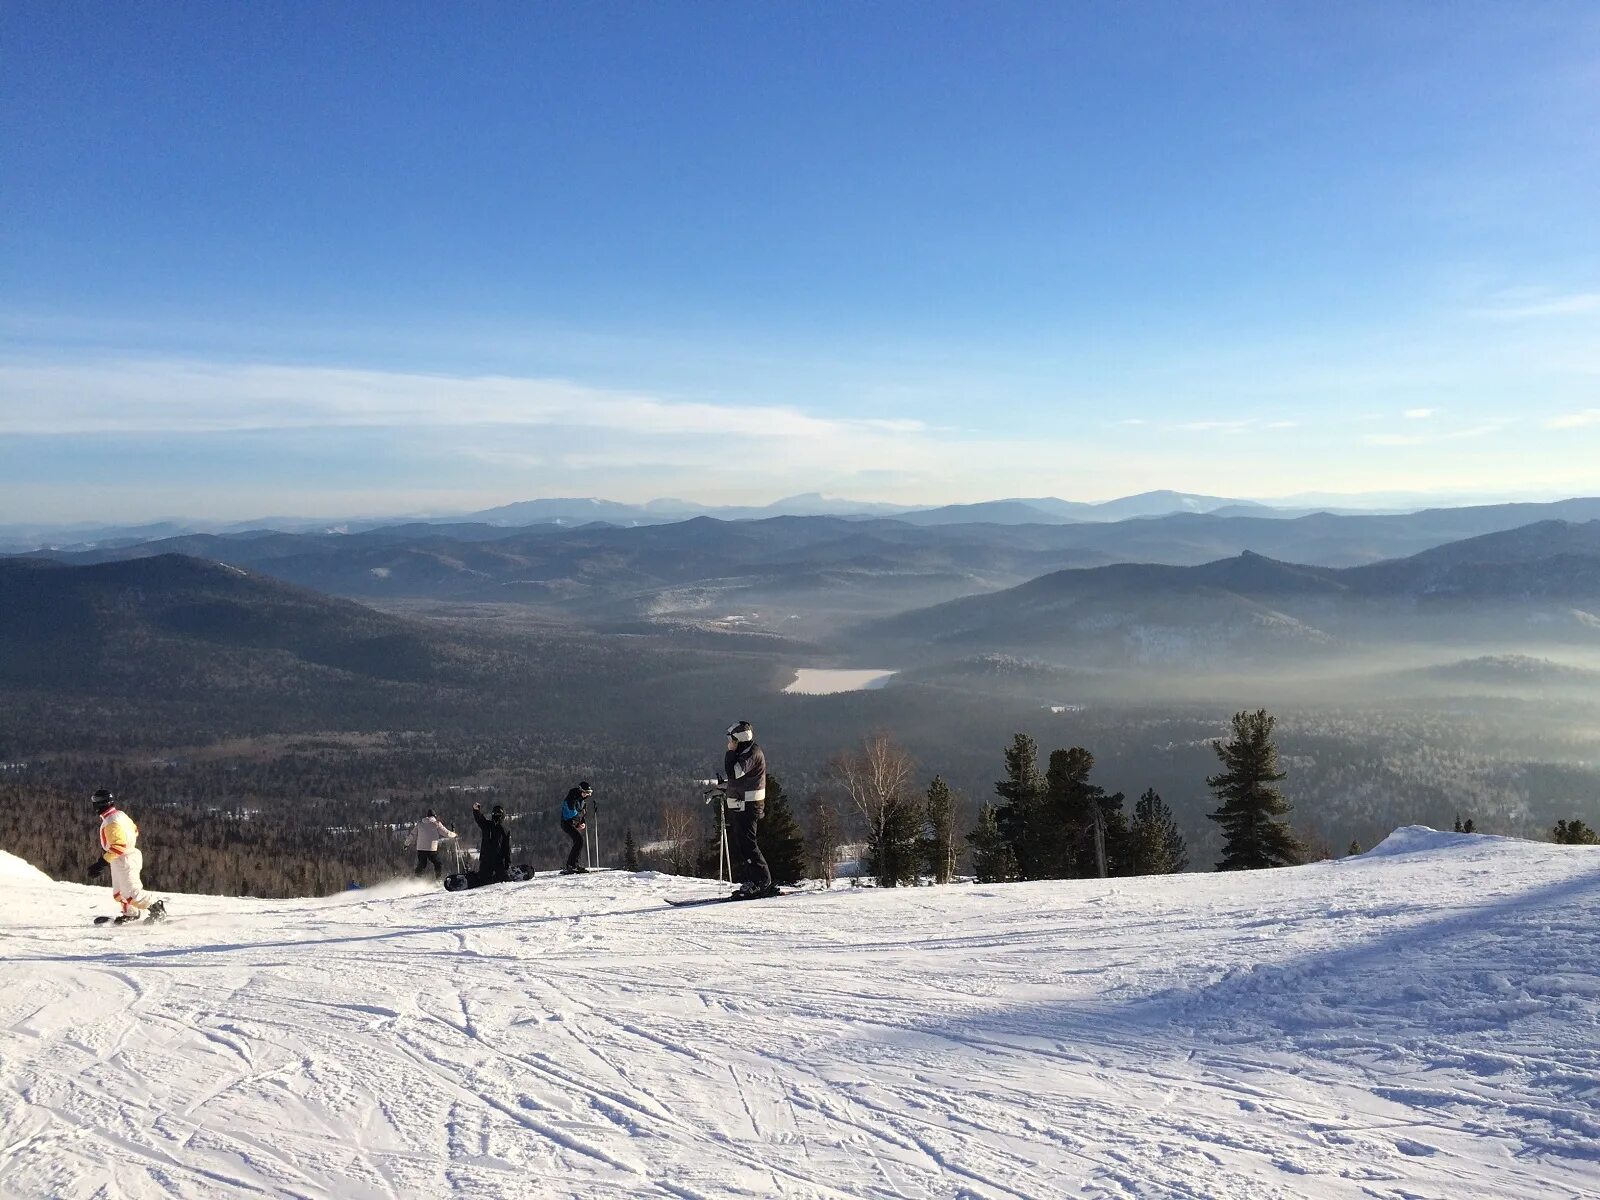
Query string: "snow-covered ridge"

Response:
xmin=1 ymin=831 xmax=1597 ymax=1198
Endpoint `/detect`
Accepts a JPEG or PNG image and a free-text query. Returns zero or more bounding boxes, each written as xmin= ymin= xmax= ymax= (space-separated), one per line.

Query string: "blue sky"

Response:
xmin=3 ymin=1 xmax=1598 ymax=521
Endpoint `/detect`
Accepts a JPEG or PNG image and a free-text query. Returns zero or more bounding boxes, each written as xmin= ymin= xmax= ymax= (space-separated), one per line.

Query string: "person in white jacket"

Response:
xmin=88 ymin=789 xmax=167 ymax=924
xmin=414 ymin=810 xmax=456 ymax=878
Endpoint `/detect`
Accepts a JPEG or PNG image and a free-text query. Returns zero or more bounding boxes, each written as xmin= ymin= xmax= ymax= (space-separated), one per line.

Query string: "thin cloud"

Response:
xmin=1169 ymin=418 xmax=1297 ymax=434
xmin=1545 ymin=409 xmax=1600 ymax=430
xmin=1364 ymin=424 xmax=1505 ymax=447
xmin=1484 ymin=292 xmax=1600 ymax=320
xmin=0 ymin=359 xmax=926 ymax=441
xmin=1403 ymin=408 xmax=1436 ymax=420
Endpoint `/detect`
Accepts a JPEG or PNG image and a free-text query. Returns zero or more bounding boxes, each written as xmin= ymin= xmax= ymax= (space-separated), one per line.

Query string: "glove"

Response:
xmin=577 ymin=822 xmax=586 ymax=833
xmin=88 ymin=857 xmax=108 ymax=878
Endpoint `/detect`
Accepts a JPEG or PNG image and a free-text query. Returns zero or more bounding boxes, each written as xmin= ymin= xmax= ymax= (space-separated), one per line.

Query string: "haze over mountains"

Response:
xmin=864 ymin=520 xmax=1600 ymax=670
xmin=12 ymin=497 xmax=1600 ymax=641
xmin=0 ymin=488 xmax=1496 ymax=554
xmin=10 ymin=499 xmax=1600 ymax=692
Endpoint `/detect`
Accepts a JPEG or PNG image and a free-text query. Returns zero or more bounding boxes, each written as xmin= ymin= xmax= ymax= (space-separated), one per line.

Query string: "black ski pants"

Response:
xmin=562 ymin=817 xmax=586 ymax=870
xmin=415 ymin=849 xmax=442 ymax=877
xmin=730 ymin=801 xmax=770 ymax=890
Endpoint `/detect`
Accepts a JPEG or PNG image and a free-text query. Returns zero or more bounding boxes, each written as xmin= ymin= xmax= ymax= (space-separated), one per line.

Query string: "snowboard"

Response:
xmin=444 ymin=863 xmax=534 ymax=892
xmin=665 ymin=889 xmax=792 ymax=908
xmin=93 ymin=914 xmax=168 ymax=926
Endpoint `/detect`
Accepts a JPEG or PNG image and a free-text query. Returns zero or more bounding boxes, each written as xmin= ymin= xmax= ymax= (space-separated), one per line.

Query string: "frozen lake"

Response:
xmin=783 ymin=667 xmax=898 ymax=695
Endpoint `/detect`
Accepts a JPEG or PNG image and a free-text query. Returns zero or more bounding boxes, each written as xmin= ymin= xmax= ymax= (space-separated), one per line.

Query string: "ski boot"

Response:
xmin=113 ymin=912 xmax=140 ymax=925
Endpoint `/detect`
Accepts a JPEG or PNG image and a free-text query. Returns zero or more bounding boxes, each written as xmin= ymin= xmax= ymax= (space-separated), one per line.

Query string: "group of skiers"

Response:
xmin=408 ymin=720 xmax=776 ymax=898
xmin=411 ymin=781 xmax=595 ymax=883
xmin=86 ymin=720 xmax=776 ymax=921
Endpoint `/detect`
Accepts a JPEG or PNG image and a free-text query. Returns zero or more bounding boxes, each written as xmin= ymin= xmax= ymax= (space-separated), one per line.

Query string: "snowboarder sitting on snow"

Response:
xmin=560 ymin=782 xmax=593 ymax=874
xmin=723 ymin=721 xmax=776 ymax=899
xmin=88 ymin=789 xmax=167 ymax=924
xmin=413 ymin=809 xmax=456 ymax=878
xmin=472 ymin=802 xmax=511 ymax=884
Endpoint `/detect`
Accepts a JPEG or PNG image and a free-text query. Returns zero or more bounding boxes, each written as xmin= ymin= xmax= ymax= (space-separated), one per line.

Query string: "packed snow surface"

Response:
xmin=2 ymin=830 xmax=1598 ymax=1198
xmin=783 ymin=667 xmax=898 ymax=694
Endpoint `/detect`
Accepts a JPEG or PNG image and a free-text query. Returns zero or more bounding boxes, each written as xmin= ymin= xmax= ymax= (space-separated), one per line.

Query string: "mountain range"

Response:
xmin=0 ymin=490 xmax=1339 ymax=553
xmin=860 ymin=520 xmax=1600 ymax=668
xmin=9 ymin=516 xmax=1600 ymax=696
xmin=14 ymin=498 xmax=1600 ymax=638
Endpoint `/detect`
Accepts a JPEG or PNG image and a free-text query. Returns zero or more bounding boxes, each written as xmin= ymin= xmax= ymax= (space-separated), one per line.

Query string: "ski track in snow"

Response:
xmin=1 ymin=832 xmax=1598 ymax=1199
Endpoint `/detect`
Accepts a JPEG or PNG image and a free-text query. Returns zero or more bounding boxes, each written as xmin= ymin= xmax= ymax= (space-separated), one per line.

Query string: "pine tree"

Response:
xmin=1551 ymin=819 xmax=1600 ymax=845
xmin=1041 ymin=747 xmax=1128 ymax=877
xmin=994 ymin=733 xmax=1044 ymax=878
xmin=867 ymin=798 xmax=922 ymax=887
xmin=1346 ymin=839 xmax=1361 ymax=857
xmin=757 ymin=775 xmax=809 ymax=885
xmin=966 ymin=804 xmax=1017 ymax=883
xmin=1128 ymin=788 xmax=1187 ymax=875
xmin=922 ymin=775 xmax=958 ymax=884
xmin=1206 ymin=709 xmax=1302 ymax=871
xmin=622 ymin=826 xmax=640 ymax=872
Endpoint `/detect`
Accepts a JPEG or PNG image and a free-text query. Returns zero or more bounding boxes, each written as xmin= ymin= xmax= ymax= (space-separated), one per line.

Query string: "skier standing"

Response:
xmin=413 ymin=809 xmax=456 ymax=878
xmin=472 ymin=802 xmax=511 ymax=884
xmin=723 ymin=721 xmax=775 ymax=898
xmin=560 ymin=782 xmax=593 ymax=874
xmin=88 ymin=789 xmax=167 ymax=923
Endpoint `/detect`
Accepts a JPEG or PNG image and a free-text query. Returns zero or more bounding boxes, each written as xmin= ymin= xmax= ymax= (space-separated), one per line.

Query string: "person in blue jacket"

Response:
xmin=560 ymin=782 xmax=593 ymax=874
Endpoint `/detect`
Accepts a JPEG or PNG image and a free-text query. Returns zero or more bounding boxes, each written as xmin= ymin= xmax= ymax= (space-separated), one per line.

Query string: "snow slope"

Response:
xmin=1 ymin=831 xmax=1597 ymax=1199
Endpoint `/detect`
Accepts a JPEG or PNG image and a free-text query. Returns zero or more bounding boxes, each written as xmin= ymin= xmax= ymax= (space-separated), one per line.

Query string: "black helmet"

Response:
xmin=92 ymin=788 xmax=116 ymax=813
xmin=727 ymin=721 xmax=754 ymax=744
xmin=491 ymin=804 xmax=505 ymax=819
xmin=578 ymin=781 xmax=592 ymax=794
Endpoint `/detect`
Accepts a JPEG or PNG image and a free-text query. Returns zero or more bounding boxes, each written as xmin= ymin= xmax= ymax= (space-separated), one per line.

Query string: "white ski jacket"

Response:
xmin=414 ymin=816 xmax=455 ymax=852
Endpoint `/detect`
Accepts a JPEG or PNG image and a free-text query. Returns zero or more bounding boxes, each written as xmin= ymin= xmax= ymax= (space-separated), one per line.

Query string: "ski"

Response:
xmin=664 ymin=890 xmax=793 ymax=908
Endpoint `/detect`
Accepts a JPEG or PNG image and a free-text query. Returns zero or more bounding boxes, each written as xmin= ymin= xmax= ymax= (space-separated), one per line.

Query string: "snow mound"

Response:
xmin=0 ymin=848 xmax=51 ymax=884
xmin=1363 ymin=824 xmax=1499 ymax=857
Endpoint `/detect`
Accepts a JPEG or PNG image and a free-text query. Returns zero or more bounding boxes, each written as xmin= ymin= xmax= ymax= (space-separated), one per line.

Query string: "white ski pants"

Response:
xmin=110 ymin=849 xmax=151 ymax=911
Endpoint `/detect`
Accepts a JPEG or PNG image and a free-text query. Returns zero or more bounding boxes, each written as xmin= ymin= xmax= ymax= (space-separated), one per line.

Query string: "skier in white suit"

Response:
xmin=89 ymin=789 xmax=167 ymax=924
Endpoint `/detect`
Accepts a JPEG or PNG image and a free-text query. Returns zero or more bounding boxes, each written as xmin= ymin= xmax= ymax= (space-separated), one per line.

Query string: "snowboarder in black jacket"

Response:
xmin=472 ymin=802 xmax=511 ymax=884
xmin=560 ymin=782 xmax=593 ymax=874
xmin=724 ymin=721 xmax=774 ymax=898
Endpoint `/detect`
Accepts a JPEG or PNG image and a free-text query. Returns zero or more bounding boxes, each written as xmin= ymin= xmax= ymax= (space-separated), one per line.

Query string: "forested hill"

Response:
xmin=0 ymin=553 xmax=451 ymax=687
xmin=860 ymin=519 xmax=1600 ymax=662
